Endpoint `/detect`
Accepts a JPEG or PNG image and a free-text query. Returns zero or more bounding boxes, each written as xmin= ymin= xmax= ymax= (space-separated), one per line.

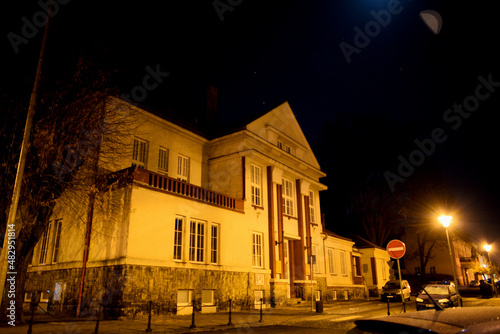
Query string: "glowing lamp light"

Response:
xmin=484 ymin=244 xmax=492 ymax=252
xmin=438 ymin=215 xmax=452 ymax=227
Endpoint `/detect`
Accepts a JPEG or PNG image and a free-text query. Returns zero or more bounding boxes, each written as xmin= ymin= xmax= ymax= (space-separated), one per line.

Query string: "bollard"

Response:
xmin=386 ymin=299 xmax=390 ymax=316
xmin=145 ymin=300 xmax=152 ymax=332
xmin=227 ymin=299 xmax=233 ymax=326
xmin=259 ymin=298 xmax=263 ymax=323
xmin=27 ymin=298 xmax=37 ymax=334
xmin=189 ymin=299 xmax=196 ymax=329
xmin=94 ymin=304 xmax=102 ymax=334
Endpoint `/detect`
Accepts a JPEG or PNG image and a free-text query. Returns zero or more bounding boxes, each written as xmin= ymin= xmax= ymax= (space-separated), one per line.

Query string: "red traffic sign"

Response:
xmin=386 ymin=239 xmax=406 ymax=259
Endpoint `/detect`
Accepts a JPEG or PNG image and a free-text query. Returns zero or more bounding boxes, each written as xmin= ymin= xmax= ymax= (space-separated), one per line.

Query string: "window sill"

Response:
xmin=283 ymin=214 xmax=297 ymax=220
xmin=252 ymin=204 xmax=264 ymax=210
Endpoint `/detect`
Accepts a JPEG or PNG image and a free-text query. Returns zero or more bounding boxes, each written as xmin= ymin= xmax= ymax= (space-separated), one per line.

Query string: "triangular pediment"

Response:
xmin=246 ymin=102 xmax=321 ymax=169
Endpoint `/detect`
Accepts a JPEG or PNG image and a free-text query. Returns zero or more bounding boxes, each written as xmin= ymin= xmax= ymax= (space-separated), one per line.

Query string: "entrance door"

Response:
xmin=284 ymin=240 xmax=291 ymax=298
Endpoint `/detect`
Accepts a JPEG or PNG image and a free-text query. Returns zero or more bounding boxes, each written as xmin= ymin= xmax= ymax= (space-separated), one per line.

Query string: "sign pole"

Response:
xmin=396 ymin=258 xmax=405 ymax=313
xmin=386 ymin=239 xmax=406 ymax=313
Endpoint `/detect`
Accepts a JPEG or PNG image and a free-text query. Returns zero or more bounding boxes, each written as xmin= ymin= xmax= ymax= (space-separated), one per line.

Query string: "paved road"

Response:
xmin=2 ymin=292 xmax=499 ymax=334
xmin=188 ymin=325 xmax=338 ymax=334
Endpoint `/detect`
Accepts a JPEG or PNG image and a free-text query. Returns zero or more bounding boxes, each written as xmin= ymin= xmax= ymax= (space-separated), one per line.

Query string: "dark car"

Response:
xmin=381 ymin=280 xmax=411 ymax=302
xmin=470 ymin=280 xmax=480 ymax=287
xmin=348 ymin=306 xmax=500 ymax=334
xmin=415 ymin=283 xmax=461 ymax=311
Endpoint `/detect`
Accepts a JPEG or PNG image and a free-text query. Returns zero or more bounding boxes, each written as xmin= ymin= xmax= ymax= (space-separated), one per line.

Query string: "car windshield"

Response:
xmin=423 ymin=286 xmax=448 ymax=295
xmin=384 ymin=283 xmax=401 ymax=289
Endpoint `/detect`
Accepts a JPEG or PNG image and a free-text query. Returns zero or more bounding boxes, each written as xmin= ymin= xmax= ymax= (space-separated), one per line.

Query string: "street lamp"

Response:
xmin=483 ymin=244 xmax=493 ymax=284
xmin=438 ymin=215 xmax=461 ymax=305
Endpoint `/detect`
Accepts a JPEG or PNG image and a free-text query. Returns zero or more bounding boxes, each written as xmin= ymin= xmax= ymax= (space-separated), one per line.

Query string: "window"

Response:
xmin=158 ymin=147 xmax=168 ymax=171
xmin=250 ymin=165 xmax=262 ymax=207
xmin=277 ymin=140 xmax=292 ymax=154
xmin=380 ymin=259 xmax=387 ymax=280
xmin=210 ymin=224 xmax=219 ymax=264
xmin=312 ymin=245 xmax=318 ymax=273
xmin=202 ymin=290 xmax=214 ymax=306
xmin=340 ymin=250 xmax=347 ymax=276
xmin=40 ymin=291 xmax=50 ymax=303
xmin=173 ymin=217 xmax=183 ymax=261
xmin=177 ymin=290 xmax=193 ymax=306
xmin=430 ymin=266 xmax=436 ymax=274
xmin=177 ymin=155 xmax=190 ymax=181
xmin=52 ymin=219 xmax=62 ymax=263
xmin=309 ymin=190 xmax=316 ymax=224
xmin=254 ymin=290 xmax=264 ymax=308
xmin=189 ymin=220 xmax=205 ymax=262
xmin=252 ymin=233 xmax=263 ymax=267
xmin=53 ymin=282 xmax=63 ymax=301
xmin=132 ymin=137 xmax=148 ymax=168
xmin=282 ymin=178 xmax=294 ymax=216
xmin=39 ymin=223 xmax=51 ymax=264
xmin=328 ymin=249 xmax=335 ymax=275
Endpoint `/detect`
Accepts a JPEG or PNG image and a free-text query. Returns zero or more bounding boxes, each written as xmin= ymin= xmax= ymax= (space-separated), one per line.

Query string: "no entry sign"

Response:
xmin=386 ymin=239 xmax=406 ymax=259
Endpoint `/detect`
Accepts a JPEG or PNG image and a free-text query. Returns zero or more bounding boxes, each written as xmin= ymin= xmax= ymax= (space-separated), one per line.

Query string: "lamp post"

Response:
xmin=438 ymin=215 xmax=461 ymax=304
xmin=483 ymin=244 xmax=492 ymax=262
xmin=483 ymin=244 xmax=494 ymax=293
xmin=483 ymin=244 xmax=492 ymax=280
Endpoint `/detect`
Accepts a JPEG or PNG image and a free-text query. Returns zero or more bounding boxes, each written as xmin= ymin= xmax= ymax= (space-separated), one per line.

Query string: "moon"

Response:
xmin=420 ymin=10 xmax=442 ymax=34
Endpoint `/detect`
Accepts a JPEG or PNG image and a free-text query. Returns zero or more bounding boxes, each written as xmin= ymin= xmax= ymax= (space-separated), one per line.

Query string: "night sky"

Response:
xmin=2 ymin=1 xmax=500 ymax=260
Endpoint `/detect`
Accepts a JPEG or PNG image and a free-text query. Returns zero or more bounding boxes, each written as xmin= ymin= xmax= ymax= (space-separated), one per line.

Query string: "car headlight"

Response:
xmin=416 ymin=297 xmax=423 ymax=302
xmin=438 ymin=299 xmax=449 ymax=303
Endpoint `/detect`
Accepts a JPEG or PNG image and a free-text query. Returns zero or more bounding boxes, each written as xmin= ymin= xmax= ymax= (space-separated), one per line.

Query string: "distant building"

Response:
xmin=403 ymin=231 xmax=487 ymax=286
xmin=25 ymin=97 xmax=389 ymax=316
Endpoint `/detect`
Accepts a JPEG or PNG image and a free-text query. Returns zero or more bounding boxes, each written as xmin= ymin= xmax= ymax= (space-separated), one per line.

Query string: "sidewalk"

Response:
xmin=1 ymin=300 xmax=376 ymax=334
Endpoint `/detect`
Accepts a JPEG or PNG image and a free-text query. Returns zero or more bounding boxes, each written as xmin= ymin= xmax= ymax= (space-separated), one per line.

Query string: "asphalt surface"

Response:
xmin=2 ymin=287 xmax=499 ymax=334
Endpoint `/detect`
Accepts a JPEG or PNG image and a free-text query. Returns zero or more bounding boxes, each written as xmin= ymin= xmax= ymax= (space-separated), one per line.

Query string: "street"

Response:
xmin=2 ymin=288 xmax=499 ymax=334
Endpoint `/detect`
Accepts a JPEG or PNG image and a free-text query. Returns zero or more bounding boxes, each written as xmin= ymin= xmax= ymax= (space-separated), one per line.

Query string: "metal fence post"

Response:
xmin=227 ymin=299 xmax=233 ymax=325
xmin=145 ymin=300 xmax=153 ymax=332
xmin=189 ymin=299 xmax=196 ymax=329
xmin=259 ymin=298 xmax=263 ymax=323
xmin=27 ymin=291 xmax=39 ymax=334
xmin=94 ymin=303 xmax=102 ymax=334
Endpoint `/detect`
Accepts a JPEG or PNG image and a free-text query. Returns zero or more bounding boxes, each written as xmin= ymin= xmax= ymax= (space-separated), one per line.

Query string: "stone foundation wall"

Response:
xmin=25 ymin=265 xmax=271 ymax=317
xmin=301 ymin=277 xmax=367 ymax=302
xmin=120 ymin=265 xmax=271 ymax=316
xmin=25 ymin=266 xmax=127 ymax=318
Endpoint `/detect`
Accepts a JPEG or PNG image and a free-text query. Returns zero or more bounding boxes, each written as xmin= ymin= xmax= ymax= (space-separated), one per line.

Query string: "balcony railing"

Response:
xmin=133 ymin=168 xmax=244 ymax=212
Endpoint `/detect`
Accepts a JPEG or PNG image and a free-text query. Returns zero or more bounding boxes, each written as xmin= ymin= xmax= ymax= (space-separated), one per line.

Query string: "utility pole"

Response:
xmin=0 ymin=1 xmax=53 ymax=305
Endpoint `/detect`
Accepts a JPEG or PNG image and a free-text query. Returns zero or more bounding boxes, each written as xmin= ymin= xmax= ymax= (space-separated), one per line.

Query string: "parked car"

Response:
xmin=348 ymin=306 xmax=500 ymax=333
xmin=416 ymin=283 xmax=461 ymax=311
xmin=480 ymin=279 xmax=494 ymax=298
xmin=469 ymin=280 xmax=479 ymax=287
xmin=381 ymin=280 xmax=411 ymax=302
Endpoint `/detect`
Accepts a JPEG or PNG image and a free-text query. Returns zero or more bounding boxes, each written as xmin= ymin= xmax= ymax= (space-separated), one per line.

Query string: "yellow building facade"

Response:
xmin=25 ymin=98 xmax=389 ymax=316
